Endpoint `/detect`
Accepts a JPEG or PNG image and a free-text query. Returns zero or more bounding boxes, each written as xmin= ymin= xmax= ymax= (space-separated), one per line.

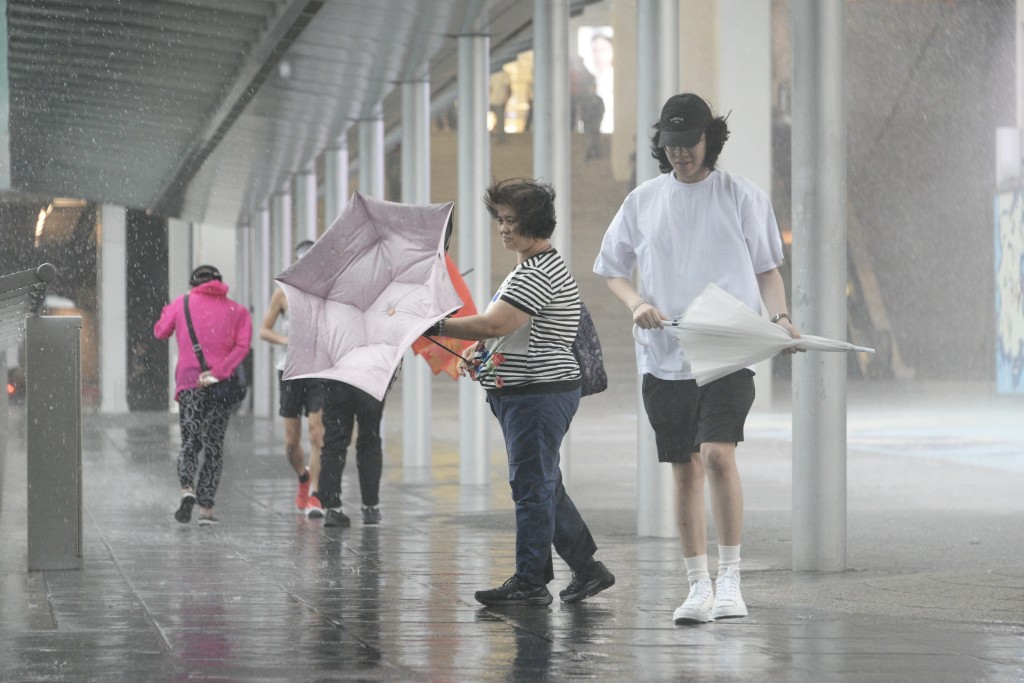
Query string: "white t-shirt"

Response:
xmin=593 ymin=169 xmax=784 ymax=380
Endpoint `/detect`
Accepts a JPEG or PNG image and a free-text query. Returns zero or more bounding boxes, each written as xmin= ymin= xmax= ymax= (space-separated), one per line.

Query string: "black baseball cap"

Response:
xmin=658 ymin=94 xmax=713 ymax=148
xmin=189 ymin=265 xmax=222 ymax=287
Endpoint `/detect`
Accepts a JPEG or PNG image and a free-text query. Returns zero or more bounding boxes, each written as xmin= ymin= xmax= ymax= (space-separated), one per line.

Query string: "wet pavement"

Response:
xmin=2 ymin=378 xmax=1023 ymax=682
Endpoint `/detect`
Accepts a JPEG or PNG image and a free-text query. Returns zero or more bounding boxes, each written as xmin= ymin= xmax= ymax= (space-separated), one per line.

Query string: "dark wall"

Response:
xmin=0 ymin=203 xmax=42 ymax=276
xmin=126 ymin=210 xmax=169 ymax=411
xmin=846 ymin=0 xmax=1016 ymax=380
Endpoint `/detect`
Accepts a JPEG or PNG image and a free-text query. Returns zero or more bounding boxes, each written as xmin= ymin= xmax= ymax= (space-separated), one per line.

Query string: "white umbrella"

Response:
xmin=634 ymin=283 xmax=874 ymax=386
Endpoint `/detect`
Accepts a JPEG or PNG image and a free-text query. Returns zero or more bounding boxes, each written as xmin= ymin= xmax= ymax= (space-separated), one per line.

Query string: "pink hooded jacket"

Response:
xmin=153 ymin=279 xmax=252 ymax=400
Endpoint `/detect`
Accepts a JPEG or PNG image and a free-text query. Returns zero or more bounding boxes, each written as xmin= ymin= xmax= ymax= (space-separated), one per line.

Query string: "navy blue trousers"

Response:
xmin=487 ymin=388 xmax=598 ymax=585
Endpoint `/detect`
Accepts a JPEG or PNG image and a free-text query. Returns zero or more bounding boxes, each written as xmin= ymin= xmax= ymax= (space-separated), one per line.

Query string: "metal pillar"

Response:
xmin=719 ymin=0 xmax=775 ymax=410
xmin=1 ymin=0 xmax=10 ymax=189
xmin=98 ymin=204 xmax=128 ymax=414
xmin=359 ymin=113 xmax=385 ymax=199
xmin=166 ymin=218 xmax=191 ymax=410
xmin=270 ymin=191 xmax=293 ymax=276
xmin=791 ymin=0 xmax=848 ymax=571
xmin=26 ymin=314 xmax=83 ymax=570
xmin=457 ymin=33 xmax=491 ymax=486
xmin=533 ymin=0 xmax=571 ymax=263
xmin=634 ymin=0 xmax=678 ymax=538
xmin=402 ymin=75 xmax=433 ymax=473
xmin=324 ymin=143 xmax=349 ymax=226
xmin=293 ymin=170 xmax=318 ymax=243
xmin=253 ymin=207 xmax=274 ymax=418
xmin=533 ymin=0 xmax=575 ymax=479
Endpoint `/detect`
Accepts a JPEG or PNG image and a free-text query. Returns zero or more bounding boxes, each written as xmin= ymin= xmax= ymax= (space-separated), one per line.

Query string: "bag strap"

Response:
xmin=182 ymin=294 xmax=211 ymax=372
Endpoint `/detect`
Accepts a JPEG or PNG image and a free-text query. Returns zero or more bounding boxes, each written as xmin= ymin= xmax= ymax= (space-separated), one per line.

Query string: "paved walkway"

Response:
xmin=1 ymin=378 xmax=1023 ymax=682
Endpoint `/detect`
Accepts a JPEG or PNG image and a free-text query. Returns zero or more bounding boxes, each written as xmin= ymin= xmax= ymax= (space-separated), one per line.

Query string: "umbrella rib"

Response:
xmin=421 ymin=334 xmax=465 ymax=360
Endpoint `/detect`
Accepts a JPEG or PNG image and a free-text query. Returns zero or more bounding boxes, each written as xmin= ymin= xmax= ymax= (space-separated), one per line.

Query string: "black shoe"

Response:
xmin=324 ymin=508 xmax=351 ymax=528
xmin=174 ymin=493 xmax=196 ymax=524
xmin=559 ymin=560 xmax=615 ymax=603
xmin=475 ymin=575 xmax=553 ymax=607
xmin=361 ymin=505 xmax=381 ymax=525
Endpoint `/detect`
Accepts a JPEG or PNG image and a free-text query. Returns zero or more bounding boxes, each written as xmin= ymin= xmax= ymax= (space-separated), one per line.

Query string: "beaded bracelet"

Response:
xmin=631 ymin=300 xmax=648 ymax=313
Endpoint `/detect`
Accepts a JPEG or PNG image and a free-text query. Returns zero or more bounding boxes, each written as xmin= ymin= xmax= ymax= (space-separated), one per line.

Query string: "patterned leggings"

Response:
xmin=177 ymin=388 xmax=231 ymax=508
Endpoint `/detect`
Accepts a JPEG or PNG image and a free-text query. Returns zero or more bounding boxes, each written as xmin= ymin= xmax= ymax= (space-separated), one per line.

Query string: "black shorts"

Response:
xmin=641 ymin=369 xmax=755 ymax=464
xmin=278 ymin=371 xmax=324 ymax=418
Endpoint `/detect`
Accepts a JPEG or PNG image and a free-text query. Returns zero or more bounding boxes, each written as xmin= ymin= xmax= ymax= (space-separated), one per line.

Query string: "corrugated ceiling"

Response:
xmin=5 ymin=0 xmax=591 ymax=227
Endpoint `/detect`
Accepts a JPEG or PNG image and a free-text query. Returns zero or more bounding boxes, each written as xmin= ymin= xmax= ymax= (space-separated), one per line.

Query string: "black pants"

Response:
xmin=318 ymin=380 xmax=384 ymax=509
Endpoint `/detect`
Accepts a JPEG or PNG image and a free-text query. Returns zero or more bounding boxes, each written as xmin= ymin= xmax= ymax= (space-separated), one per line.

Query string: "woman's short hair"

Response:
xmin=650 ymin=93 xmax=730 ymax=175
xmin=483 ymin=178 xmax=557 ymax=240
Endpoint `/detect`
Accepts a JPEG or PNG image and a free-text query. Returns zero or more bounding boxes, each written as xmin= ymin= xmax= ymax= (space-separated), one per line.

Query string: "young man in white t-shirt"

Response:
xmin=594 ymin=93 xmax=801 ymax=626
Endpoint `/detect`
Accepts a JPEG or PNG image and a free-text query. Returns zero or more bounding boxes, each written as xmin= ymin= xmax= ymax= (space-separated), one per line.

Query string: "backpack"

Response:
xmin=572 ymin=301 xmax=608 ymax=397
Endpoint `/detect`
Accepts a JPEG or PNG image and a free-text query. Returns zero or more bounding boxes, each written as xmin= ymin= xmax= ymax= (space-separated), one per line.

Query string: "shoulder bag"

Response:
xmin=183 ymin=294 xmax=247 ymax=407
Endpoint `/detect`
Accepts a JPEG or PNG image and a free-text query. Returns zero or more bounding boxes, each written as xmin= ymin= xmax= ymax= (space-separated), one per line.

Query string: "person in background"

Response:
xmin=589 ymin=32 xmax=614 ymax=135
xmin=427 ymin=178 xmax=615 ymax=607
xmin=594 ymin=93 xmax=800 ymax=625
xmin=317 ymin=378 xmax=387 ymax=528
xmin=154 ymin=265 xmax=252 ymax=526
xmin=259 ymin=240 xmax=326 ymax=518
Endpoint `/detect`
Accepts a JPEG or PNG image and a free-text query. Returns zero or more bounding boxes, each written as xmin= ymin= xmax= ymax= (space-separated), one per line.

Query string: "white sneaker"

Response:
xmin=712 ymin=565 xmax=748 ymax=620
xmin=673 ymin=579 xmax=715 ymax=624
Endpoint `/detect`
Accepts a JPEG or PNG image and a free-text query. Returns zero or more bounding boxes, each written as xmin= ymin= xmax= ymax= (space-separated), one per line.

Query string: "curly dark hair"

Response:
xmin=483 ymin=178 xmax=557 ymax=240
xmin=650 ymin=114 xmax=730 ymax=175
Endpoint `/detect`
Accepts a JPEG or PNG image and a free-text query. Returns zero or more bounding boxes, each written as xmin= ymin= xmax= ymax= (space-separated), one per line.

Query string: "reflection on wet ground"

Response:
xmin=1 ymin=400 xmax=1022 ymax=682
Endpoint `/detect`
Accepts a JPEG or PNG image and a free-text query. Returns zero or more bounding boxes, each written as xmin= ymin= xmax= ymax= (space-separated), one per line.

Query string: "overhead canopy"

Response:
xmin=4 ymin=0 xmax=595 ymax=226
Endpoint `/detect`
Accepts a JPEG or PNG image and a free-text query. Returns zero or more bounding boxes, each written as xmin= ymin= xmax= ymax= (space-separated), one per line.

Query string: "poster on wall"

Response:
xmin=995 ymin=189 xmax=1024 ymax=393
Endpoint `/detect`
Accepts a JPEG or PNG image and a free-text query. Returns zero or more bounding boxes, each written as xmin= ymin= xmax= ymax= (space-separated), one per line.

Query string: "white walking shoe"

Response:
xmin=712 ymin=565 xmax=748 ymax=620
xmin=673 ymin=579 xmax=715 ymax=624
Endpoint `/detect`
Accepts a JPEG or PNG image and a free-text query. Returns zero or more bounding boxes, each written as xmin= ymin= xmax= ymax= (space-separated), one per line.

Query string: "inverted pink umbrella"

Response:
xmin=634 ymin=283 xmax=874 ymax=386
xmin=276 ymin=192 xmax=463 ymax=401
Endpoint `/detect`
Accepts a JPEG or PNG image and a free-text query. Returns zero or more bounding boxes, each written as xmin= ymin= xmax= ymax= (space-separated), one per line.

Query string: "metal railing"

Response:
xmin=0 ymin=263 xmax=83 ymax=571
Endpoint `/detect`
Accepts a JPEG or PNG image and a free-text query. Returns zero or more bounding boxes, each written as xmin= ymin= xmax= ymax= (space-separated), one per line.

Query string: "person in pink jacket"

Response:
xmin=154 ymin=265 xmax=252 ymax=526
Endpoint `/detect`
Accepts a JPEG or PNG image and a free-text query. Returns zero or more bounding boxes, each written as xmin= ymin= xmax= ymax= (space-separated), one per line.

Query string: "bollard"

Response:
xmin=26 ymin=315 xmax=83 ymax=571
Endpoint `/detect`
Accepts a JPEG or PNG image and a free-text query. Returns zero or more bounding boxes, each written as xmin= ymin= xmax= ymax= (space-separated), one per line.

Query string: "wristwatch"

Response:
xmin=770 ymin=312 xmax=791 ymax=324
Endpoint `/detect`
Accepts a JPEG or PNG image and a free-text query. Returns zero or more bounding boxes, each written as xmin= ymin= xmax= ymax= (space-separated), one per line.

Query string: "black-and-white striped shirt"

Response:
xmin=480 ymin=249 xmax=582 ymax=394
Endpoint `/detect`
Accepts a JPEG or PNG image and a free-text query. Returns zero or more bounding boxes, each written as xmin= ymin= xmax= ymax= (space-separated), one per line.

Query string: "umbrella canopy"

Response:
xmin=635 ymin=283 xmax=874 ymax=386
xmin=276 ymin=192 xmax=463 ymax=401
xmin=410 ymin=254 xmax=478 ymax=379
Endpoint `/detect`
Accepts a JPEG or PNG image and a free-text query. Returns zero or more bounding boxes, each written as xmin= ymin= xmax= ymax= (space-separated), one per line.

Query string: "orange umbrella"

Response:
xmin=411 ymin=254 xmax=477 ymax=379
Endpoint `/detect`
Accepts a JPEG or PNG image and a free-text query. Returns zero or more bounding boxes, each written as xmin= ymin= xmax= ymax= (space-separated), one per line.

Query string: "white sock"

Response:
xmin=718 ymin=545 xmax=741 ymax=573
xmin=684 ymin=554 xmax=711 ymax=584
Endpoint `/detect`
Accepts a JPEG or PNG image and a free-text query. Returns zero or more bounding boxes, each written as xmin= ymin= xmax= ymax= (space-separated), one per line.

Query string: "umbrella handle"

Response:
xmin=631 ymin=322 xmax=676 ymax=347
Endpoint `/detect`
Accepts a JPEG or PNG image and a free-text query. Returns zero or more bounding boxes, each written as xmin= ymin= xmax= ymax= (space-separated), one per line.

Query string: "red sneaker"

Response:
xmin=295 ymin=469 xmax=310 ymax=511
xmin=305 ymin=492 xmax=324 ymax=519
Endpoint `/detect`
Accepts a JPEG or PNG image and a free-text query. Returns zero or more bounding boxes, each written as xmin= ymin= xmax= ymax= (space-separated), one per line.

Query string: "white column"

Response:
xmin=533 ymin=0 xmax=575 ymax=479
xmin=270 ymin=191 xmax=293 ymax=276
xmin=293 ymin=170 xmax=318 ymax=243
xmin=791 ymin=0 xmax=848 ymax=571
xmin=268 ymin=193 xmax=291 ymax=416
xmin=718 ymin=0 xmax=774 ymax=409
xmin=359 ymin=113 xmax=385 ymax=199
xmin=324 ymin=143 xmax=349 ymax=227
xmin=634 ymin=0 xmax=679 ymax=538
xmin=98 ymin=205 xmax=127 ymax=414
xmin=401 ymin=75 xmax=433 ymax=474
xmin=0 ymin=1 xmax=10 ymax=189
xmin=252 ymin=207 xmax=274 ymax=418
xmin=166 ymin=218 xmax=191 ymax=410
xmin=457 ymin=33 xmax=491 ymax=486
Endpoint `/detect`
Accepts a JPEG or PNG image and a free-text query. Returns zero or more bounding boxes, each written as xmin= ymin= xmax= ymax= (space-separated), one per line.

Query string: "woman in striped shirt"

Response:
xmin=428 ymin=178 xmax=615 ymax=607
